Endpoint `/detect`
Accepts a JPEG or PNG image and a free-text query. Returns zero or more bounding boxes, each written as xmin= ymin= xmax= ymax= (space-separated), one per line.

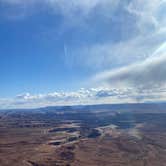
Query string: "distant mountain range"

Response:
xmin=1 ymin=103 xmax=166 ymax=113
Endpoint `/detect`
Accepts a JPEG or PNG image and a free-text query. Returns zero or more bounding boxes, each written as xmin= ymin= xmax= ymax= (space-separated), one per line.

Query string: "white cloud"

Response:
xmin=58 ymin=0 xmax=166 ymax=71
xmin=3 ymin=0 xmax=164 ymax=72
xmin=0 ymin=0 xmax=118 ymax=19
xmin=94 ymin=42 xmax=166 ymax=89
xmin=2 ymin=84 xmax=166 ymax=109
xmin=71 ymin=28 xmax=166 ymax=70
xmin=127 ymin=0 xmax=164 ymax=31
xmin=0 ymin=87 xmax=132 ymax=109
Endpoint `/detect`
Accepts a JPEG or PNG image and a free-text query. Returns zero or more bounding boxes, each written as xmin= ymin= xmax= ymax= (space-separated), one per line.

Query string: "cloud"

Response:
xmin=2 ymin=85 xmax=166 ymax=109
xmin=0 ymin=0 xmax=118 ymax=20
xmin=70 ymin=28 xmax=166 ymax=71
xmin=3 ymin=0 xmax=164 ymax=73
xmin=2 ymin=0 xmax=117 ymax=12
xmin=94 ymin=42 xmax=166 ymax=89
xmin=58 ymin=0 xmax=166 ymax=71
xmin=127 ymin=0 xmax=164 ymax=31
xmin=0 ymin=87 xmax=138 ymax=109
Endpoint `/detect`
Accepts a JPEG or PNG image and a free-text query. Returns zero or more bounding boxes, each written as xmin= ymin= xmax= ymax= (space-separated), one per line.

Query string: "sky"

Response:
xmin=0 ymin=0 xmax=166 ymax=109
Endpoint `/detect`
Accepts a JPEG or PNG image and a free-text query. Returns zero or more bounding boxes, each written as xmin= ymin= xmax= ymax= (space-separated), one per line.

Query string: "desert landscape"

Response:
xmin=0 ymin=103 xmax=166 ymax=166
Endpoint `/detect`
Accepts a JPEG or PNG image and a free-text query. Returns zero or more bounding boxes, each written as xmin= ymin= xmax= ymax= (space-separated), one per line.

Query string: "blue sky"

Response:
xmin=0 ymin=0 xmax=166 ymax=109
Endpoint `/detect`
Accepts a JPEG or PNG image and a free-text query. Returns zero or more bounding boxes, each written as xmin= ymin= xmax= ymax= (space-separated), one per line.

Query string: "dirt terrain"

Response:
xmin=0 ymin=104 xmax=166 ymax=166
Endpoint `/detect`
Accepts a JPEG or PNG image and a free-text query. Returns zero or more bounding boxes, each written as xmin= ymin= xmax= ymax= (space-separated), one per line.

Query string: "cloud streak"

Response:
xmin=58 ymin=0 xmax=166 ymax=71
xmin=94 ymin=42 xmax=166 ymax=89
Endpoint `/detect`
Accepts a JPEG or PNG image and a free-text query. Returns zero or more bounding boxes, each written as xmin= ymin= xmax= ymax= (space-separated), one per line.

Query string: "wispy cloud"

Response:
xmin=0 ymin=0 xmax=118 ymax=20
xmin=58 ymin=0 xmax=166 ymax=71
xmin=94 ymin=42 xmax=166 ymax=89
